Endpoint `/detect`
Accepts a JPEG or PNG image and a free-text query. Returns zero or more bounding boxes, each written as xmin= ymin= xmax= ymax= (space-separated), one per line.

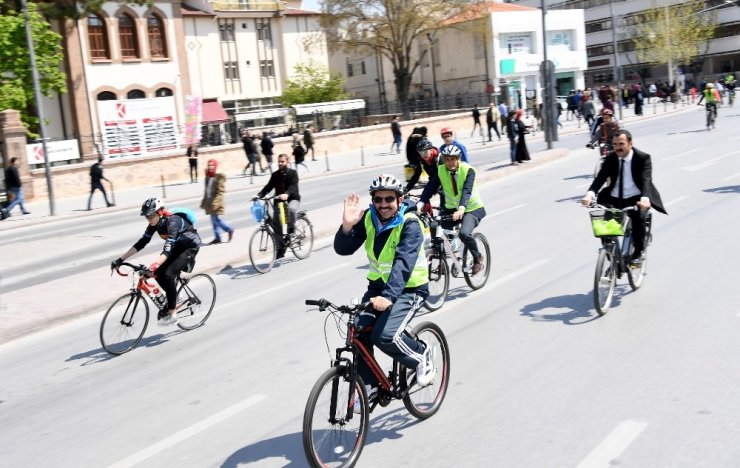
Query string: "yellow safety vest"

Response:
xmin=364 ymin=211 xmax=428 ymax=287
xmin=437 ymin=162 xmax=484 ymax=212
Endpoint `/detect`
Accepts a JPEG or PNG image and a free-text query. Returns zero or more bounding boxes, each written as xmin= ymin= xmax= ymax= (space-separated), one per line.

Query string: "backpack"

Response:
xmin=171 ymin=207 xmax=197 ymax=228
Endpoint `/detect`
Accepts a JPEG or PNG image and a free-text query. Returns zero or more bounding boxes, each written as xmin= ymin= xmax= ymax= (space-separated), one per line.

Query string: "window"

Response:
xmin=347 ymin=63 xmax=353 ymax=77
xmin=127 ymin=89 xmax=145 ymax=99
xmin=260 ymin=60 xmax=274 ymax=78
xmin=224 ymin=62 xmax=239 ymax=80
xmin=118 ymin=14 xmax=139 ymax=58
xmin=257 ymin=20 xmax=272 ymax=41
xmin=97 ymin=91 xmax=117 ymax=100
xmin=501 ymin=33 xmax=534 ymax=54
xmin=155 ymin=88 xmax=173 ymax=97
xmin=147 ymin=15 xmax=167 ymax=58
xmin=361 ymin=61 xmax=366 ymax=74
xmin=88 ymin=14 xmax=110 ymax=59
xmin=219 ymin=22 xmax=235 ymax=42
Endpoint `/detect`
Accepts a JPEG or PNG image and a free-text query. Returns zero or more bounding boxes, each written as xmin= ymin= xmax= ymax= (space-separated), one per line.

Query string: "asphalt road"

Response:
xmin=1 ymin=105 xmax=739 ymax=467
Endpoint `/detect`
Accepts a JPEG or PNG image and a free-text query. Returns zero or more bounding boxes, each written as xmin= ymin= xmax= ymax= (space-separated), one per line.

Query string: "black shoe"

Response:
xmin=276 ymin=249 xmax=286 ymax=259
xmin=208 ymin=239 xmax=222 ymax=245
xmin=107 ymin=203 xmax=114 ymax=207
xmin=22 ymin=211 xmax=30 ymax=215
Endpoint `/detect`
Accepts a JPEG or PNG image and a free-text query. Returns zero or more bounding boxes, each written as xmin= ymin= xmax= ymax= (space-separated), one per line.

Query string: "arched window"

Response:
xmin=97 ymin=91 xmax=117 ymax=101
xmin=147 ymin=15 xmax=167 ymax=58
xmin=127 ymin=89 xmax=145 ymax=99
xmin=88 ymin=14 xmax=110 ymax=59
xmin=118 ymin=13 xmax=139 ymax=59
xmin=155 ymin=88 xmax=173 ymax=97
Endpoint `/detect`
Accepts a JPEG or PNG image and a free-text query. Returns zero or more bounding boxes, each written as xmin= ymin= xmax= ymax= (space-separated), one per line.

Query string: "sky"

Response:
xmin=302 ymin=0 xmax=321 ymax=11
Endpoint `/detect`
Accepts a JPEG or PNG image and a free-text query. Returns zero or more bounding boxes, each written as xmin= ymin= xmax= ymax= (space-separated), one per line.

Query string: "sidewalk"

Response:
xmin=0 ymin=100 xmax=693 ymax=343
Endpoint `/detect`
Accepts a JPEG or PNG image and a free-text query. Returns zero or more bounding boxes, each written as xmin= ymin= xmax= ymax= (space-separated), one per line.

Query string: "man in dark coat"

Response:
xmin=582 ymin=129 xmax=666 ymax=266
xmin=88 ymin=157 xmax=114 ymax=210
xmin=255 ymin=153 xmax=301 ymax=258
xmin=4 ymin=157 xmax=30 ymax=216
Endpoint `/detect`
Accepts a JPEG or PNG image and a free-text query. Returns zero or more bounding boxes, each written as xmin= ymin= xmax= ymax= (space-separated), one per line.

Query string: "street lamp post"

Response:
xmin=609 ymin=0 xmax=623 ymax=120
xmin=427 ymin=33 xmax=438 ymax=111
xmin=22 ymin=0 xmax=55 ymax=216
xmin=664 ymin=4 xmax=674 ymax=91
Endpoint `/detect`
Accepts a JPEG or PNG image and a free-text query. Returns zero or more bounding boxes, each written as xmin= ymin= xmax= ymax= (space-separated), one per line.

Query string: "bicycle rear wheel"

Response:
xmin=249 ymin=226 xmax=276 ymax=274
xmin=593 ymin=248 xmax=617 ymax=315
xmin=176 ymin=274 xmax=217 ymax=330
xmin=627 ymin=250 xmax=648 ymax=290
xmin=100 ymin=292 xmax=149 ymax=355
xmin=463 ymin=232 xmax=491 ymax=290
xmin=303 ymin=367 xmax=368 ymax=468
xmin=424 ymin=252 xmax=449 ymax=311
xmin=291 ymin=215 xmax=314 ymax=260
xmin=402 ymin=322 xmax=450 ymax=420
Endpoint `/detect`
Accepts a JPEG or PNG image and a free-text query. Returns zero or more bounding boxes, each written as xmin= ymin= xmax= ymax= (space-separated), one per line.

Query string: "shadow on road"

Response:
xmin=221 ymin=407 xmax=417 ymax=467
xmin=666 ymin=129 xmax=710 ymax=135
xmin=563 ymin=174 xmax=592 ymax=181
xmin=66 ymin=330 xmax=182 ymax=366
xmin=555 ymin=195 xmax=584 ymax=204
xmin=219 ymin=257 xmax=301 ymax=279
xmin=518 ymin=290 xmax=629 ymax=325
xmin=703 ymin=185 xmax=740 ymax=194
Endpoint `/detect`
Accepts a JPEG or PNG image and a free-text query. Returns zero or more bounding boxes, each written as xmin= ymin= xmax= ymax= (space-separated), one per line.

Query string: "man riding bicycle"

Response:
xmin=587 ymin=109 xmax=619 ymax=151
xmin=404 ymin=137 xmax=441 ymax=194
xmin=334 ymin=174 xmax=435 ymax=406
xmin=581 ymin=130 xmax=666 ymax=267
xmin=112 ymin=198 xmax=202 ymax=326
xmin=439 ymin=127 xmax=469 ymax=163
xmin=254 ymin=153 xmax=301 ymax=259
xmin=418 ymin=145 xmax=487 ymax=275
xmin=697 ymin=82 xmax=718 ymax=119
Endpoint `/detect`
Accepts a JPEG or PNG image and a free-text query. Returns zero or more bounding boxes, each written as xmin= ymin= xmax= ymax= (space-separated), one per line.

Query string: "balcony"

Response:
xmin=210 ymin=0 xmax=285 ymax=12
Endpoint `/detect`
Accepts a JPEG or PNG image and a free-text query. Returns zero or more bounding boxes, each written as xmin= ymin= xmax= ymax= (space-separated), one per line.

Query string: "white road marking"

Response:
xmin=575 ymin=420 xmax=648 ymax=468
xmin=488 ymin=259 xmax=550 ymax=289
xmin=218 ymin=261 xmax=350 ymax=310
xmin=107 ymin=394 xmax=267 ymax=468
xmin=723 ymin=171 xmax=740 ymax=181
xmin=683 ymin=149 xmax=740 ymax=171
xmin=662 ymin=148 xmax=700 ymax=161
xmin=490 ymin=204 xmax=527 ymax=217
xmin=665 ymin=195 xmax=689 ymax=207
xmin=575 ymin=182 xmax=590 ymax=189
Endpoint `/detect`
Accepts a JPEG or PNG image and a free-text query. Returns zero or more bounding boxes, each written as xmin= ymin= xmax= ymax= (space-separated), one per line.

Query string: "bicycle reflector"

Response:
xmin=251 ymin=200 xmax=265 ymax=222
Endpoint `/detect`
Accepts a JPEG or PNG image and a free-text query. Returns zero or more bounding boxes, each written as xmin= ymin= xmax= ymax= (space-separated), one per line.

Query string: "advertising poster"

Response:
xmin=98 ymin=97 xmax=179 ymax=158
xmin=183 ymin=96 xmax=203 ymax=145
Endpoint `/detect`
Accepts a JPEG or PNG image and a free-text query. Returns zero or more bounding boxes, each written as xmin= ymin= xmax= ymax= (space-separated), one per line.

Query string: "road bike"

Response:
xmin=587 ymin=142 xmax=609 ymax=178
xmin=249 ymin=197 xmax=313 ymax=273
xmin=700 ymin=103 xmax=717 ymax=130
xmin=417 ymin=209 xmax=491 ymax=311
xmin=100 ymin=262 xmax=216 ymax=355
xmin=302 ymin=298 xmax=450 ymax=468
xmin=588 ymin=205 xmax=652 ymax=315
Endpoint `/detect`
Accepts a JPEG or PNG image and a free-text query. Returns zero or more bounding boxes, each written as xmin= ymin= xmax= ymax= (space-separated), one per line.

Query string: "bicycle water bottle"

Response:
xmin=146 ymin=279 xmax=167 ymax=309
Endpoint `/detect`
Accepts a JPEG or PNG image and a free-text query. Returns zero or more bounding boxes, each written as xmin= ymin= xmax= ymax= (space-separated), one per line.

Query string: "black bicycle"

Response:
xmin=588 ymin=205 xmax=652 ymax=315
xmin=249 ymin=197 xmax=313 ymax=273
xmin=100 ymin=262 xmax=216 ymax=354
xmin=302 ymin=298 xmax=450 ymax=468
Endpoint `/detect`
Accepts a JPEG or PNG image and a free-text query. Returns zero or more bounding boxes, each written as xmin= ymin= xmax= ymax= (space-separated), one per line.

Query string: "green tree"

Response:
xmin=319 ymin=0 xmax=472 ymax=117
xmin=280 ymin=61 xmax=349 ymax=106
xmin=629 ymin=0 xmax=717 ymax=82
xmin=1 ymin=1 xmax=152 ymax=19
xmin=0 ymin=3 xmax=66 ymax=136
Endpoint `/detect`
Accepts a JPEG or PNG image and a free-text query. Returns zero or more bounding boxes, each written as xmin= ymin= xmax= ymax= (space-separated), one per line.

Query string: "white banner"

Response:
xmin=98 ymin=97 xmax=179 ymax=158
xmin=26 ymin=139 xmax=80 ymax=165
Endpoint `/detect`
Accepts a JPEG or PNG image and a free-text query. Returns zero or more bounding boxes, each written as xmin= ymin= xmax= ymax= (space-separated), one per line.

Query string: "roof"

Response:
xmin=202 ymin=101 xmax=231 ymax=124
xmin=284 ymin=7 xmax=321 ymax=16
xmin=181 ymin=4 xmax=215 ymax=17
xmin=444 ymin=1 xmax=537 ymax=25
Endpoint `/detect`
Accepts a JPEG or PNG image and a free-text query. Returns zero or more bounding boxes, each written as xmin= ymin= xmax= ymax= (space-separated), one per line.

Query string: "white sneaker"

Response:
xmin=415 ymin=340 xmax=436 ymax=387
xmin=353 ymin=385 xmax=377 ymax=414
xmin=158 ymin=314 xmax=179 ymax=327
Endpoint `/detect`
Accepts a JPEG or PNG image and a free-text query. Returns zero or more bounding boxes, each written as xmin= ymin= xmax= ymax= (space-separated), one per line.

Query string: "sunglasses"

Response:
xmin=145 ymin=213 xmax=158 ymax=220
xmin=373 ymin=195 xmax=398 ymax=204
xmin=441 ymin=133 xmax=453 ymax=138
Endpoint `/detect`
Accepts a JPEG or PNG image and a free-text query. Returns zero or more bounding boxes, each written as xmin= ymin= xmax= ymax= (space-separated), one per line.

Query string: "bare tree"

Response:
xmin=319 ymin=0 xmax=473 ymax=118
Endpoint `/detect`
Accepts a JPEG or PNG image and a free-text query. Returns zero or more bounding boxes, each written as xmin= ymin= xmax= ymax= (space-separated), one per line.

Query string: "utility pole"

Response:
xmin=427 ymin=33 xmax=438 ymax=110
xmin=609 ymin=0 xmax=624 ymax=120
xmin=22 ymin=0 xmax=55 ymax=215
xmin=541 ymin=0 xmax=555 ymax=149
xmin=664 ymin=4 xmax=674 ymax=89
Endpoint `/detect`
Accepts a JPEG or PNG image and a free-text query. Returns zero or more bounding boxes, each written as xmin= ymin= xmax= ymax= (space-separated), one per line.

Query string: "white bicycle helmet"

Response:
xmin=440 ymin=145 xmax=462 ymax=158
xmin=369 ymin=174 xmax=404 ymax=195
xmin=141 ymin=197 xmax=164 ymax=217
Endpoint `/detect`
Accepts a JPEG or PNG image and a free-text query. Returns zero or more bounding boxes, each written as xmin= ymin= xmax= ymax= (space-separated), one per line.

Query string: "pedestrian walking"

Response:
xmin=3 ymin=157 xmax=30 ymax=216
xmin=505 ymin=114 xmax=517 ymax=165
xmin=292 ymin=133 xmax=310 ymax=173
xmin=555 ymin=101 xmax=563 ymax=128
xmin=260 ymin=132 xmax=275 ymax=174
xmin=242 ymin=130 xmax=264 ymax=176
xmin=87 ymin=156 xmax=114 ymax=210
xmin=634 ymin=84 xmax=644 ymax=116
xmin=187 ymin=144 xmax=198 ymax=183
xmin=201 ymin=159 xmax=234 ymax=245
xmin=303 ymin=124 xmax=316 ymax=161
xmin=581 ymin=95 xmax=596 ymax=127
xmin=486 ymin=103 xmax=501 ymax=141
xmin=471 ymin=104 xmax=482 ymax=137
xmin=514 ymin=109 xmax=531 ymax=164
xmin=390 ymin=115 xmax=402 ymax=153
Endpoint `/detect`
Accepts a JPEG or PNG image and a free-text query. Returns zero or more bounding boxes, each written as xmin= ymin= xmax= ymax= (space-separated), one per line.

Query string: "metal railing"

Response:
xmin=210 ymin=0 xmax=284 ymax=12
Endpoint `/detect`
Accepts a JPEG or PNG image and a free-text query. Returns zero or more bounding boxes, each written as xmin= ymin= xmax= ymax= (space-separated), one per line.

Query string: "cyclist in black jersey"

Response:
xmin=111 ymin=198 xmax=202 ymax=326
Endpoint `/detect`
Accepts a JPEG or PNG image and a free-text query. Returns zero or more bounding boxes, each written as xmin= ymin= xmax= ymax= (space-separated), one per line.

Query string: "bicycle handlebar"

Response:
xmin=586 ymin=203 xmax=638 ymax=212
xmin=305 ymin=298 xmax=371 ymax=314
xmin=112 ymin=261 xmax=149 ymax=277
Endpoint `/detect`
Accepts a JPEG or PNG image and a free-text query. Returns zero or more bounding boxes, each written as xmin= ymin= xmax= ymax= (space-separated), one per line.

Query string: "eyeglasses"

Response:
xmin=145 ymin=213 xmax=158 ymax=220
xmin=441 ymin=133 xmax=453 ymax=138
xmin=373 ymin=195 xmax=397 ymax=204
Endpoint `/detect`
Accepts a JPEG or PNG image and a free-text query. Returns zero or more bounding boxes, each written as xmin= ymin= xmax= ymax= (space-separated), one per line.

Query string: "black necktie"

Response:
xmin=618 ymin=159 xmax=624 ymax=199
xmin=451 ymin=171 xmax=458 ymax=196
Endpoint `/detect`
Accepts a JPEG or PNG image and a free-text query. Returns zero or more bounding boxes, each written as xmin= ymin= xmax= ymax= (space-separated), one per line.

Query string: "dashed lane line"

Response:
xmin=662 ymin=148 xmax=700 ymax=161
xmin=665 ymin=195 xmax=689 ymax=207
xmin=490 ymin=204 xmax=527 ymax=218
xmin=683 ymin=149 xmax=740 ymax=171
xmin=575 ymin=420 xmax=648 ymax=468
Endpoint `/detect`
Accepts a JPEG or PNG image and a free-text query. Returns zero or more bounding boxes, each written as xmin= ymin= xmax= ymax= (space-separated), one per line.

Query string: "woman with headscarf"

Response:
xmin=200 ymin=159 xmax=234 ymax=245
xmin=514 ymin=109 xmax=531 ymax=164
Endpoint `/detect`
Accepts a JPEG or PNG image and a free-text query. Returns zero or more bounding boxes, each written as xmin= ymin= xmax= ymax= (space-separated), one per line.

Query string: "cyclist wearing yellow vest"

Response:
xmin=697 ymin=82 xmax=718 ymax=124
xmin=334 ymin=174 xmax=436 ymax=400
xmin=419 ymin=145 xmax=487 ymax=275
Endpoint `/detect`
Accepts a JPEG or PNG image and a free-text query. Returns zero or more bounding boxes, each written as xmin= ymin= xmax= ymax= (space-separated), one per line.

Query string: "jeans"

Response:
xmin=6 ymin=187 xmax=28 ymax=214
xmin=508 ymin=138 xmax=517 ymax=163
xmin=488 ymin=123 xmax=500 ymax=141
xmin=156 ymin=247 xmax=199 ymax=310
xmin=87 ymin=181 xmax=111 ymax=210
xmin=210 ymin=214 xmax=233 ymax=241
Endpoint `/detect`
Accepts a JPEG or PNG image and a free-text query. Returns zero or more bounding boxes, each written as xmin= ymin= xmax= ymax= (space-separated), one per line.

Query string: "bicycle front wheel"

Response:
xmin=100 ymin=292 xmax=149 ymax=355
xmin=176 ymin=274 xmax=217 ymax=330
xmin=291 ymin=215 xmax=314 ymax=260
xmin=402 ymin=322 xmax=450 ymax=420
xmin=594 ymin=248 xmax=616 ymax=315
xmin=424 ymin=251 xmax=449 ymax=311
xmin=303 ymin=367 xmax=368 ymax=468
xmin=249 ymin=226 xmax=276 ymax=274
xmin=463 ymin=232 xmax=491 ymax=290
